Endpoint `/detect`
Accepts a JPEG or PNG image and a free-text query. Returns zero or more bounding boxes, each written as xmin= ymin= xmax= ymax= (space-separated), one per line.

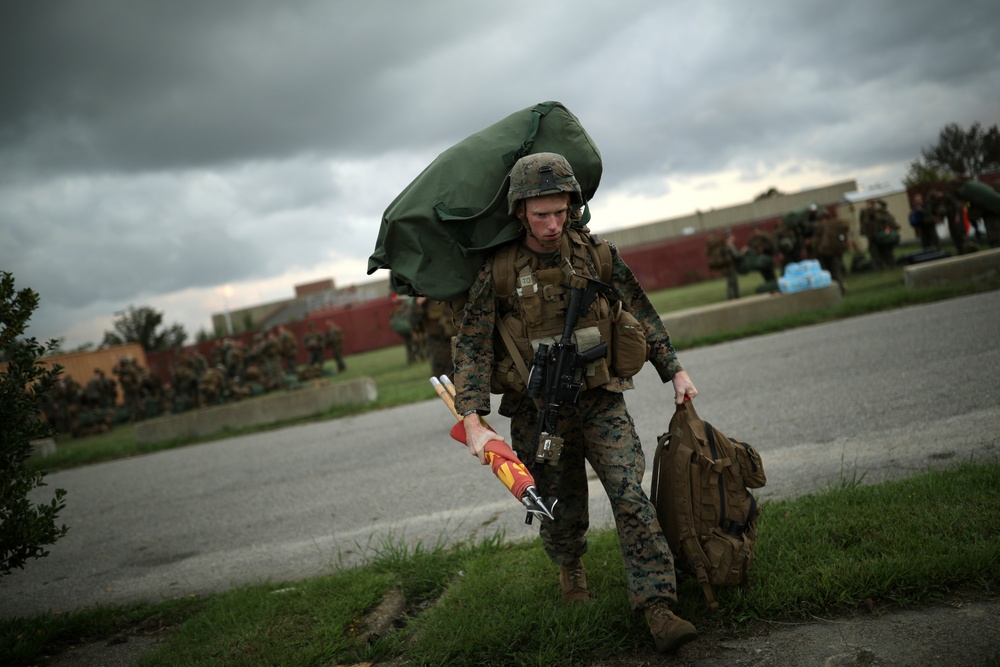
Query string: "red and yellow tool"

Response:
xmin=431 ymin=375 xmax=555 ymax=522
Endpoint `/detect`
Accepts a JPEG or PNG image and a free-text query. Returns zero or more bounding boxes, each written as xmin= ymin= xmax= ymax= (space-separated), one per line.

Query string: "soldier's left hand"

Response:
xmin=671 ymin=370 xmax=698 ymax=404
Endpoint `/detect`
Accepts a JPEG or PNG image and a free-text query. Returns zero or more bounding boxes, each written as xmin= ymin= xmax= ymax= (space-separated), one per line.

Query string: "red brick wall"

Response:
xmin=618 ymin=216 xmax=786 ymax=291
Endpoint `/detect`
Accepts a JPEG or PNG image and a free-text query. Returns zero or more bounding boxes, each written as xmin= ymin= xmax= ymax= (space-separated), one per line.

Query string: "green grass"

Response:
xmin=4 ymin=462 xmax=997 ymax=666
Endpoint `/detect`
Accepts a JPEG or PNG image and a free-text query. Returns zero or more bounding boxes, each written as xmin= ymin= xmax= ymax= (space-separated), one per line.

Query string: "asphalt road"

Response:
xmin=2 ymin=291 xmax=998 ymax=619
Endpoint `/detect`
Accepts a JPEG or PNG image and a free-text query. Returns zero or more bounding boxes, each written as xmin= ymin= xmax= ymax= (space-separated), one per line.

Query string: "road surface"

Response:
xmin=2 ymin=292 xmax=998 ymax=618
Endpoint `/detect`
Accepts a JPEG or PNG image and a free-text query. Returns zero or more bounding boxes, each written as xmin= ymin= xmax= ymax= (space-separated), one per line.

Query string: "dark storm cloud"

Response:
xmin=1 ymin=0 xmax=998 ymax=347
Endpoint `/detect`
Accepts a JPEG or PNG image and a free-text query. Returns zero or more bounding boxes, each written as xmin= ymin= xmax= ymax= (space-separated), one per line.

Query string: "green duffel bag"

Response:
xmin=959 ymin=180 xmax=1000 ymax=215
xmin=367 ymin=101 xmax=603 ymax=300
xmin=737 ymin=248 xmax=774 ymax=274
xmin=874 ymin=225 xmax=900 ymax=247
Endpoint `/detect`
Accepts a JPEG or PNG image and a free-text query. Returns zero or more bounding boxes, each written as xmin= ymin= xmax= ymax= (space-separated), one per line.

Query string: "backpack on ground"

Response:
xmin=367 ymin=101 xmax=603 ymax=300
xmin=650 ymin=400 xmax=766 ymax=611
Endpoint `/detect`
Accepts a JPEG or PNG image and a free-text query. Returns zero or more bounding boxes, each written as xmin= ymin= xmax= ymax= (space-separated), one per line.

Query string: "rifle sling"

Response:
xmin=496 ymin=314 xmax=545 ymax=410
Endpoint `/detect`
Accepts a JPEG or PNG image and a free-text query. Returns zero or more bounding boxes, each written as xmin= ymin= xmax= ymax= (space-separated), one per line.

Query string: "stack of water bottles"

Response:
xmin=778 ymin=259 xmax=832 ymax=294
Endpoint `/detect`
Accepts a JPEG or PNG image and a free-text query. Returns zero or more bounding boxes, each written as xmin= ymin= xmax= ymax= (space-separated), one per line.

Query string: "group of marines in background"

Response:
xmin=709 ymin=178 xmax=999 ymax=299
xmin=40 ymin=320 xmax=347 ymax=439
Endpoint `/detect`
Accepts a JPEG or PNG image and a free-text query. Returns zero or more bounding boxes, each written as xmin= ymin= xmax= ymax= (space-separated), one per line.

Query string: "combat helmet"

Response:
xmin=507 ymin=152 xmax=583 ymax=216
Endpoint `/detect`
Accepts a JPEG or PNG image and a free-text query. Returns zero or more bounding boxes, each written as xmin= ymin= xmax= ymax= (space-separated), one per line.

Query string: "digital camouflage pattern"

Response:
xmin=325 ymin=320 xmax=347 ymax=372
xmin=454 ymin=237 xmax=683 ymax=415
xmin=506 ymin=390 xmax=680 ymax=608
xmin=453 ymin=230 xmax=685 ymax=610
xmin=506 ymin=152 xmax=584 ymax=215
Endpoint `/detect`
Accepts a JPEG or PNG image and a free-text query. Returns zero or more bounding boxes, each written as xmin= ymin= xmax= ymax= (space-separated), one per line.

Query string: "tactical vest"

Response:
xmin=705 ymin=234 xmax=732 ymax=270
xmin=424 ymin=300 xmax=459 ymax=338
xmin=489 ymin=228 xmax=617 ymax=394
xmin=816 ymin=218 xmax=850 ymax=256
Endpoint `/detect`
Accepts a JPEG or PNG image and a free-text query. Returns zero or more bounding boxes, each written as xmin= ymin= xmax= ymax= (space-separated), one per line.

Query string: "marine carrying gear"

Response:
xmin=368 ymin=101 xmax=603 ymax=301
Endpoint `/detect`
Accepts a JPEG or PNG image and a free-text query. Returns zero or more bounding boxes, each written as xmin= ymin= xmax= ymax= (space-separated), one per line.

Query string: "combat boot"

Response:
xmin=559 ymin=559 xmax=590 ymax=603
xmin=644 ymin=600 xmax=697 ymax=653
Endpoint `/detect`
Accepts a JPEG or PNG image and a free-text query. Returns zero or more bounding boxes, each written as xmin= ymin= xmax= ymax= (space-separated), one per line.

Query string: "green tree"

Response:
xmin=907 ymin=122 xmax=1000 ymax=185
xmin=0 ymin=271 xmax=69 ymax=577
xmin=101 ymin=305 xmax=188 ymax=352
xmin=754 ymin=186 xmax=785 ymax=201
xmin=903 ymin=159 xmax=952 ymax=189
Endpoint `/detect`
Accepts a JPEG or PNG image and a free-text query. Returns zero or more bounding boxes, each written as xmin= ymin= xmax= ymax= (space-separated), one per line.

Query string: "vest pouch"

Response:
xmin=574 ymin=325 xmax=610 ymax=389
xmin=611 ymin=301 xmax=648 ymax=378
xmin=490 ymin=354 xmax=526 ymax=394
xmin=491 ymin=313 xmax=533 ymax=394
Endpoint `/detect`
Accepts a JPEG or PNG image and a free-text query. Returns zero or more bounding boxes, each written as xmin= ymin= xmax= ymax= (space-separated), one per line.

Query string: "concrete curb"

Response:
xmin=904 ymin=247 xmax=1000 ymax=288
xmin=134 ymin=377 xmax=377 ymax=445
xmin=661 ymin=284 xmax=842 ymax=342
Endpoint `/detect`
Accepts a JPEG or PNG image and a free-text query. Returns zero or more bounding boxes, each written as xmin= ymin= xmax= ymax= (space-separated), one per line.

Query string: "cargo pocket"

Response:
xmin=732 ymin=438 xmax=766 ymax=489
xmin=611 ymin=301 xmax=648 ymax=378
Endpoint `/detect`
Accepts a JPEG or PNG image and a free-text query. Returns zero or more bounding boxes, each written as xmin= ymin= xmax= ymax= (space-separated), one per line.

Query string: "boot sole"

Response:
xmin=653 ymin=626 xmax=698 ymax=653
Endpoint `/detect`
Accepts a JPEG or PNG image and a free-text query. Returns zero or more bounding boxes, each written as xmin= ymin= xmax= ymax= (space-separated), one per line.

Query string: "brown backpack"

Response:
xmin=816 ymin=217 xmax=850 ymax=256
xmin=651 ymin=400 xmax=766 ymax=611
xmin=705 ymin=234 xmax=731 ymax=270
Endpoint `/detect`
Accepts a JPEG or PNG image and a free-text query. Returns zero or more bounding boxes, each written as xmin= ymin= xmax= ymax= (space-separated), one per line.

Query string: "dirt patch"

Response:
xmin=40 ymin=595 xmax=1000 ymax=667
xmin=587 ymin=596 xmax=1000 ymax=667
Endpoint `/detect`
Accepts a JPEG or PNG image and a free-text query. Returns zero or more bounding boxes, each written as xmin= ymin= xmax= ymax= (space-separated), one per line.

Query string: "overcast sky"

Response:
xmin=2 ymin=0 xmax=998 ymax=351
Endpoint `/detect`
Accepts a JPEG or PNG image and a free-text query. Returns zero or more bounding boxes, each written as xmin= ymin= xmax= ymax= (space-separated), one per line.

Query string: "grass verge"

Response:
xmin=3 ymin=461 xmax=997 ymax=666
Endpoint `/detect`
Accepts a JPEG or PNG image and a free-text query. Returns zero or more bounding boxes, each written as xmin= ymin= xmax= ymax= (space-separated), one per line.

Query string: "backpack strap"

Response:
xmin=588 ymin=233 xmax=613 ymax=284
xmin=492 ymin=243 xmax=516 ymax=303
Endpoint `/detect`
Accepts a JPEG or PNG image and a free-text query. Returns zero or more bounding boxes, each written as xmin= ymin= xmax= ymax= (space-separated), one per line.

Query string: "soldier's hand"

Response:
xmin=464 ymin=413 xmax=502 ymax=465
xmin=671 ymin=370 xmax=698 ymax=404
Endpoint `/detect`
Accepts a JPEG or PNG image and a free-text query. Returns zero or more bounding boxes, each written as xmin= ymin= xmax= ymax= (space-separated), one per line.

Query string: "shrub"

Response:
xmin=0 ymin=271 xmax=68 ymax=577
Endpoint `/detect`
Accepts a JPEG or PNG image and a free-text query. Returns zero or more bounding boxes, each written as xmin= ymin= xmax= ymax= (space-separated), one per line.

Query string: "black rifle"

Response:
xmin=523 ymin=274 xmax=611 ymax=523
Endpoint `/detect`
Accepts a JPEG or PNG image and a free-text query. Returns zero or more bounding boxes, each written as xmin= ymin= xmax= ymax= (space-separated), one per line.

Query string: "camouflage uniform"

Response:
xmin=858 ymin=200 xmax=883 ymax=270
xmin=969 ymin=202 xmax=1000 ymax=249
xmin=198 ymin=366 xmax=227 ymax=407
xmin=303 ymin=324 xmax=326 ymax=368
xmin=929 ymin=188 xmax=967 ymax=254
xmin=113 ymin=358 xmax=142 ymax=422
xmin=224 ymin=339 xmax=245 ymax=380
xmin=261 ymin=332 xmax=284 ymax=390
xmin=170 ymin=354 xmax=201 ymax=412
xmin=872 ymin=201 xmax=900 ymax=268
xmin=723 ymin=238 xmax=741 ymax=300
xmin=454 ymin=237 xmax=685 ymax=610
xmin=745 ymin=228 xmax=778 ymax=284
xmin=909 ymin=193 xmax=940 ymax=251
xmin=325 ymin=320 xmax=347 ymax=372
xmin=416 ymin=298 xmax=458 ymax=379
xmin=813 ymin=212 xmax=850 ymax=294
xmin=277 ymin=327 xmax=298 ymax=373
